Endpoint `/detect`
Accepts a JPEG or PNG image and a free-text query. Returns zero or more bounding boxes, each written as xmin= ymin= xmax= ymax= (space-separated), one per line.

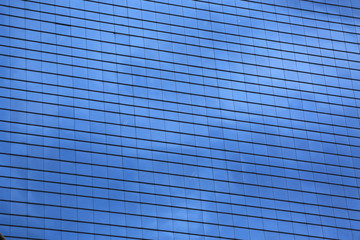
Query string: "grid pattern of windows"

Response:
xmin=0 ymin=0 xmax=359 ymax=239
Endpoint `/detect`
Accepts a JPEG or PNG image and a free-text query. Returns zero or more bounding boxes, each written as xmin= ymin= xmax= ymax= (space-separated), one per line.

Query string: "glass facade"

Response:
xmin=0 ymin=0 xmax=359 ymax=239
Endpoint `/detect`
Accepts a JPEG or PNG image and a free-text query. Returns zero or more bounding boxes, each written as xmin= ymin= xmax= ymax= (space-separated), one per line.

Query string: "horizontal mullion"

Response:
xmin=32 ymin=0 xmax=360 ymax=27
xmin=1 ymin=87 xmax=359 ymax=147
xmin=144 ymin=0 xmax=360 ymax=29
xmin=2 ymin=152 xmax=359 ymax=212
xmin=1 ymin=5 xmax=360 ymax=66
xmin=6 ymin=79 xmax=355 ymax=140
xmin=3 ymin=46 xmax=356 ymax=109
xmin=1 ymin=127 xmax=356 ymax=180
xmin=1 ymin=165 xmax=359 ymax=211
xmin=1 ymin=64 xmax=359 ymax=133
xmin=1 ymin=140 xmax=358 ymax=190
xmin=1 ymin=97 xmax=359 ymax=157
xmin=2 ymin=54 xmax=359 ymax=121
xmin=1 ymin=94 xmax=358 ymax=155
xmin=1 ymin=121 xmax=359 ymax=180
xmin=1 ymin=192 xmax=358 ymax=234
xmin=1 ymin=34 xmax=359 ymax=102
xmin=1 ymin=65 xmax=358 ymax=123
xmin=147 ymin=0 xmax=360 ymax=38
xmin=300 ymin=0 xmax=360 ymax=12
xmin=196 ymin=0 xmax=360 ymax=21
xmin=0 ymin=211 xmax=329 ymax=240
xmin=0 ymin=30 xmax=359 ymax=101
xmin=2 ymin=105 xmax=355 ymax=166
xmin=0 ymin=219 xmax=151 ymax=240
xmin=1 ymin=117 xmax=357 ymax=171
xmin=1 ymin=168 xmax=359 ymax=215
xmin=1 ymin=133 xmax=358 ymax=189
xmin=2 ymin=180 xmax=359 ymax=224
xmin=2 ymin=125 xmax=358 ymax=168
xmin=2 ymin=3 xmax=360 ymax=59
xmin=2 ymin=74 xmax=359 ymax=134
xmin=77 ymin=0 xmax=360 ymax=45
xmin=2 ymin=61 xmax=357 ymax=113
xmin=1 ymin=22 xmax=359 ymax=87
xmin=1 ymin=23 xmax=359 ymax=94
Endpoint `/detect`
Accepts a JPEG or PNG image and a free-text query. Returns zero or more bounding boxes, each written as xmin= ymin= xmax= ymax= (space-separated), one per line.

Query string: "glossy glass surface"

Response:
xmin=0 ymin=0 xmax=359 ymax=239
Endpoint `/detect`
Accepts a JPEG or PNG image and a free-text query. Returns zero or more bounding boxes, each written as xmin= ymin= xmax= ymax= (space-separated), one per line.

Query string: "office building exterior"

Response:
xmin=0 ymin=0 xmax=359 ymax=239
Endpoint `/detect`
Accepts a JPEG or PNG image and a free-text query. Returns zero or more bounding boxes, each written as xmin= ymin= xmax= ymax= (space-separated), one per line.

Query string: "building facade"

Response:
xmin=0 ymin=0 xmax=360 ymax=239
